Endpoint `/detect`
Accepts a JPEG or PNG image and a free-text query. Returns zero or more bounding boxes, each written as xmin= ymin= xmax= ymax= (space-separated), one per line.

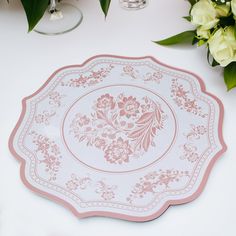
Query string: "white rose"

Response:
xmin=208 ymin=27 xmax=236 ymax=67
xmin=191 ymin=0 xmax=219 ymax=30
xmin=215 ymin=3 xmax=230 ymax=17
xmin=197 ymin=26 xmax=211 ymax=39
xmin=232 ymin=0 xmax=236 ymax=18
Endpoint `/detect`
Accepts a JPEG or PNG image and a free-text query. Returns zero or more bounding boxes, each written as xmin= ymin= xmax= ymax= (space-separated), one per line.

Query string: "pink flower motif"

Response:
xmin=71 ymin=75 xmax=88 ymax=87
xmin=105 ymin=137 xmax=132 ymax=164
xmin=175 ymin=86 xmax=188 ymax=98
xmin=76 ymin=114 xmax=90 ymax=127
xmin=35 ymin=114 xmax=44 ymax=123
xmin=196 ymin=125 xmax=207 ymax=135
xmin=94 ymin=138 xmax=106 ymax=149
xmin=51 ymin=144 xmax=60 ymax=155
xmin=153 ymin=72 xmax=163 ymax=79
xmin=96 ymin=94 xmax=115 ymax=110
xmin=36 ymin=138 xmax=50 ymax=153
xmin=123 ymin=65 xmax=134 ymax=73
xmin=101 ymin=191 xmax=115 ymax=201
xmin=184 ymin=99 xmax=198 ymax=112
xmin=118 ymin=96 xmax=140 ymax=118
xmin=49 ymin=91 xmax=60 ymax=100
xmin=66 ymin=179 xmax=78 ymax=191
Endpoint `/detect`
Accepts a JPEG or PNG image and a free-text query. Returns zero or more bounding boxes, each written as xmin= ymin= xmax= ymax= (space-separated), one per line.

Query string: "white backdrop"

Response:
xmin=0 ymin=0 xmax=235 ymax=235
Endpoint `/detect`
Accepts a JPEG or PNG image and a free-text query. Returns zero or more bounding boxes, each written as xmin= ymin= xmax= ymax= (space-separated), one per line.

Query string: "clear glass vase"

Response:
xmin=119 ymin=0 xmax=148 ymax=10
xmin=34 ymin=0 xmax=83 ymax=35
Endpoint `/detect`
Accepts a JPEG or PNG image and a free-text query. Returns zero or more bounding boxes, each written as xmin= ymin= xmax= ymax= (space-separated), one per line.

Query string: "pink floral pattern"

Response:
xmin=61 ymin=65 xmax=114 ymax=88
xmin=35 ymin=91 xmax=65 ymax=125
xmin=171 ymin=79 xmax=207 ymax=118
xmin=70 ymin=94 xmax=167 ymax=164
xmin=96 ymin=181 xmax=117 ymax=201
xmin=144 ymin=72 xmax=163 ymax=83
xmin=122 ymin=65 xmax=163 ymax=84
xmin=180 ymin=124 xmax=207 ymax=163
xmin=118 ymin=96 xmax=140 ymax=118
xmin=185 ymin=124 xmax=207 ymax=141
xmin=11 ymin=56 xmax=225 ymax=221
xmin=65 ymin=175 xmax=117 ymax=201
xmin=30 ymin=131 xmax=61 ymax=181
xmin=180 ymin=143 xmax=199 ymax=163
xmin=105 ymin=137 xmax=132 ymax=164
xmin=65 ymin=174 xmax=91 ymax=191
xmin=96 ymin=94 xmax=115 ymax=110
xmin=127 ymin=169 xmax=189 ymax=204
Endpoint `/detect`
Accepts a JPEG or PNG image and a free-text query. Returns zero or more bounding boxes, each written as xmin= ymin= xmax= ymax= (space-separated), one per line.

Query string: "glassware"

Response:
xmin=119 ymin=0 xmax=148 ymax=10
xmin=34 ymin=0 xmax=83 ymax=35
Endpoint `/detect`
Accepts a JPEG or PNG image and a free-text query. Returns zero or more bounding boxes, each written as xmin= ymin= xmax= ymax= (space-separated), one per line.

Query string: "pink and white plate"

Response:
xmin=9 ymin=55 xmax=226 ymax=221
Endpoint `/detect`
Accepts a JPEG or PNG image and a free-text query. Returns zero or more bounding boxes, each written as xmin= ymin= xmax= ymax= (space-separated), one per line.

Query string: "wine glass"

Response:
xmin=119 ymin=0 xmax=148 ymax=10
xmin=34 ymin=0 xmax=83 ymax=35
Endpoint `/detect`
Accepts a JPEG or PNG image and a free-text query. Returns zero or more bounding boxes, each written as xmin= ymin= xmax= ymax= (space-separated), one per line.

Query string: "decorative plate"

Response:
xmin=9 ymin=55 xmax=226 ymax=222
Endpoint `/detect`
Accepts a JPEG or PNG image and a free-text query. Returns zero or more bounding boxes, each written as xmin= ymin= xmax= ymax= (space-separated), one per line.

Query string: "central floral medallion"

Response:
xmin=63 ymin=85 xmax=176 ymax=172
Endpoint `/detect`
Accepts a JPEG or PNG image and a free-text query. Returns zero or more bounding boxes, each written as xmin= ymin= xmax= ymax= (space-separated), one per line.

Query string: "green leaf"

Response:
xmin=187 ymin=0 xmax=199 ymax=6
xmin=234 ymin=24 xmax=236 ymax=39
xmin=99 ymin=0 xmax=111 ymax=18
xmin=224 ymin=62 xmax=236 ymax=91
xmin=154 ymin=31 xmax=196 ymax=46
xmin=21 ymin=0 xmax=49 ymax=32
xmin=183 ymin=16 xmax=191 ymax=22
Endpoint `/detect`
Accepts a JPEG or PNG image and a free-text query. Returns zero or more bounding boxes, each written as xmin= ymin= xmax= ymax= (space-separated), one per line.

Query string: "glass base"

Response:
xmin=34 ymin=3 xmax=83 ymax=35
xmin=119 ymin=0 xmax=148 ymax=10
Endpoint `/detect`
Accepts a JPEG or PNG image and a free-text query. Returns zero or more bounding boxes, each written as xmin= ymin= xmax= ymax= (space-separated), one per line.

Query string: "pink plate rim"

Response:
xmin=8 ymin=54 xmax=227 ymax=222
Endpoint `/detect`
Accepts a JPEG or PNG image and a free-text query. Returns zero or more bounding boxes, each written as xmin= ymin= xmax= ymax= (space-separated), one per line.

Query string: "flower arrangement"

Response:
xmin=17 ymin=0 xmax=111 ymax=32
xmin=155 ymin=0 xmax=236 ymax=91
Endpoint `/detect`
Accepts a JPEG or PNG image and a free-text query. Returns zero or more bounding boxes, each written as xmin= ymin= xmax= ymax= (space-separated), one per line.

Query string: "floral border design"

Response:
xmin=65 ymin=174 xmax=117 ymax=201
xmin=180 ymin=125 xmax=207 ymax=163
xmin=29 ymin=131 xmax=61 ymax=181
xmin=61 ymin=64 xmax=114 ymax=88
xmin=127 ymin=169 xmax=190 ymax=204
xmin=35 ymin=91 xmax=65 ymax=126
xmin=122 ymin=65 xmax=163 ymax=84
xmin=171 ymin=79 xmax=207 ymax=118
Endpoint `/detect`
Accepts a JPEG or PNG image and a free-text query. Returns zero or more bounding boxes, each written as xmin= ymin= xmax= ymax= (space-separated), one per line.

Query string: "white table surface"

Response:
xmin=0 ymin=0 xmax=235 ymax=235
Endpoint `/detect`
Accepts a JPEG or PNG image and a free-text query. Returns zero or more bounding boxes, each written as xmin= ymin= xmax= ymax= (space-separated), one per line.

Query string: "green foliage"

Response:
xmin=99 ymin=0 xmax=111 ymax=18
xmin=154 ymin=31 xmax=196 ymax=46
xmin=224 ymin=62 xmax=236 ymax=91
xmin=187 ymin=0 xmax=198 ymax=6
xmin=21 ymin=0 xmax=49 ymax=32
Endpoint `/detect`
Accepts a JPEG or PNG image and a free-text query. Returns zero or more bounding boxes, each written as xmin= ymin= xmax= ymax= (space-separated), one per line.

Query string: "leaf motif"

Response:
xmin=187 ymin=0 xmax=197 ymax=6
xmin=142 ymin=129 xmax=153 ymax=152
xmin=129 ymin=124 xmax=147 ymax=139
xmin=79 ymin=136 xmax=86 ymax=142
xmin=129 ymin=112 xmax=156 ymax=152
xmin=99 ymin=0 xmax=111 ymax=18
xmin=155 ymin=106 xmax=162 ymax=124
xmin=224 ymin=62 xmax=236 ymax=91
xmin=21 ymin=0 xmax=49 ymax=32
xmin=136 ymin=112 xmax=153 ymax=125
xmin=154 ymin=31 xmax=196 ymax=46
xmin=96 ymin=110 xmax=106 ymax=120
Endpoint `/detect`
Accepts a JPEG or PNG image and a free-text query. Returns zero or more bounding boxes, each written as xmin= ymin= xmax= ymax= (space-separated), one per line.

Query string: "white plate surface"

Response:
xmin=9 ymin=55 xmax=226 ymax=221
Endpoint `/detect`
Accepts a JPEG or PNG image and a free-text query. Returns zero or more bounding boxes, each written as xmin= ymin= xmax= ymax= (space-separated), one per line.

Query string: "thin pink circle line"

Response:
xmin=61 ymin=84 xmax=177 ymax=174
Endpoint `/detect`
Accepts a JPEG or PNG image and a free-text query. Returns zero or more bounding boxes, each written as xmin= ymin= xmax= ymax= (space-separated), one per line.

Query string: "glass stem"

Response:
xmin=49 ymin=0 xmax=57 ymax=13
